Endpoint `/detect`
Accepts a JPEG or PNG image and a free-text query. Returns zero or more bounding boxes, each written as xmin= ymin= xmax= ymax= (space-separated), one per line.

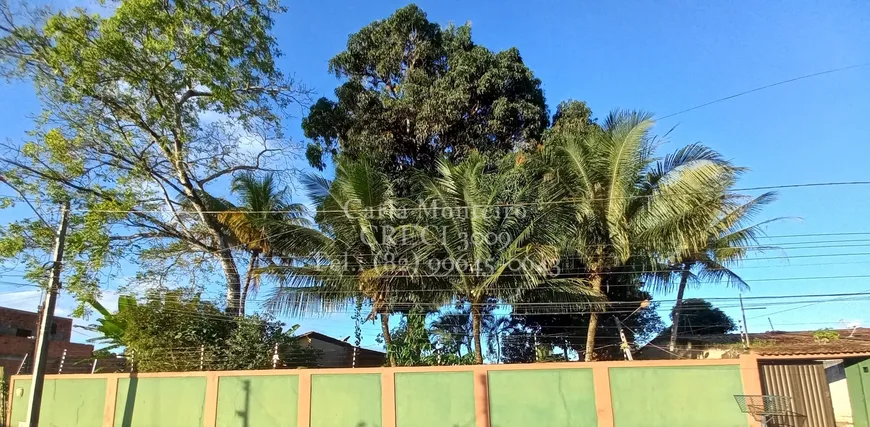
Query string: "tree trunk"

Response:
xmin=668 ymin=267 xmax=691 ymax=353
xmin=584 ymin=273 xmax=602 ymax=362
xmin=217 ymin=236 xmax=242 ymax=315
xmin=471 ymin=304 xmax=483 ymax=364
xmin=380 ymin=313 xmax=395 ymax=367
xmin=239 ymin=250 xmax=260 ymax=316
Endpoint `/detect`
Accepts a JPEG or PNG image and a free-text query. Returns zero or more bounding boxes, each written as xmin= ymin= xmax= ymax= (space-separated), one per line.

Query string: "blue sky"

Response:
xmin=1 ymin=0 xmax=869 ymax=350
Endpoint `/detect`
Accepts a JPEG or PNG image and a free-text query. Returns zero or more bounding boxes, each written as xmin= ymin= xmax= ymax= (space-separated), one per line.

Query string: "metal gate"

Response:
xmin=760 ymin=361 xmax=837 ymax=427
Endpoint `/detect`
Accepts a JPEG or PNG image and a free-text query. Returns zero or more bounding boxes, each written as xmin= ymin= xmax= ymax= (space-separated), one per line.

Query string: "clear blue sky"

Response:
xmin=1 ymin=0 xmax=869 ymax=348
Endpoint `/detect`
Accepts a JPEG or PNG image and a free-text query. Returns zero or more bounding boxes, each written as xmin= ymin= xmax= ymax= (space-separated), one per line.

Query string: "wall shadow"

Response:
xmin=234 ymin=379 xmax=250 ymax=427
xmin=120 ymin=375 xmax=139 ymax=427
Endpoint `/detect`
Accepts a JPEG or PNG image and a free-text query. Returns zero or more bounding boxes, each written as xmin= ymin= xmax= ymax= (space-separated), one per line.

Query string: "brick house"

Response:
xmin=0 ymin=306 xmax=94 ymax=378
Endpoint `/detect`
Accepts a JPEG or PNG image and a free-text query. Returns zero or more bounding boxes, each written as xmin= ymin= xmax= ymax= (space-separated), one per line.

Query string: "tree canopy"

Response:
xmin=81 ymin=288 xmax=319 ymax=372
xmin=0 ymin=0 xmax=307 ymax=314
xmin=669 ymin=298 xmax=737 ymax=335
xmin=301 ymin=4 xmax=547 ymax=178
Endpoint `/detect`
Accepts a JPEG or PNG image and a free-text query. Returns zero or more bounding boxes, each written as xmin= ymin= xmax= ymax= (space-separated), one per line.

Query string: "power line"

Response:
xmin=658 ymin=62 xmax=870 ymax=120
xmin=30 ymin=180 xmax=869 ymax=215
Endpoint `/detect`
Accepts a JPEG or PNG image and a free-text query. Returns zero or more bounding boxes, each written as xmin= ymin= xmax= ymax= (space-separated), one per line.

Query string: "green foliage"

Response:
xmin=387 ymin=308 xmax=476 ymax=366
xmin=669 ymin=298 xmax=736 ymax=335
xmin=302 ymin=4 xmax=547 ymax=177
xmin=0 ymin=0 xmax=306 ymax=313
xmin=812 ymin=328 xmax=840 ymax=343
xmin=83 ymin=288 xmax=318 ymax=372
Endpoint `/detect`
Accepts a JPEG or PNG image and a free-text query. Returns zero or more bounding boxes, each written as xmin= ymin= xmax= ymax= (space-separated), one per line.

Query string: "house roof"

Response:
xmin=644 ymin=328 xmax=870 ymax=357
xmin=298 ymin=331 xmax=386 ymax=356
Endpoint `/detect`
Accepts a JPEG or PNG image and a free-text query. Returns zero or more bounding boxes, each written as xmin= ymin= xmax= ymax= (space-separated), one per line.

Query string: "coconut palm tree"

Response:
xmin=262 ymin=158 xmax=420 ymax=366
xmin=541 ymin=110 xmax=743 ymax=361
xmin=217 ymin=172 xmax=309 ymax=315
xmin=410 ymin=153 xmax=597 ymax=364
xmin=663 ymin=192 xmax=779 ymax=352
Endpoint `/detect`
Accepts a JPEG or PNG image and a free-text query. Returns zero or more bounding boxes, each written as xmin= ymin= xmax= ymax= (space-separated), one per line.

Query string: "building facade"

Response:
xmin=0 ymin=306 xmax=94 ymax=378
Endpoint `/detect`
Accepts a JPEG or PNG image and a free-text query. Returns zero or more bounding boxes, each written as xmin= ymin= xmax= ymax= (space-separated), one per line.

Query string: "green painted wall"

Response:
xmin=310 ymin=374 xmax=381 ymax=427
xmin=114 ymin=377 xmax=207 ymax=427
xmin=488 ymin=369 xmax=597 ymax=427
xmin=846 ymin=358 xmax=870 ymax=427
xmin=9 ymin=378 xmax=106 ymax=427
xmin=610 ymin=365 xmax=748 ymax=427
xmin=395 ymin=372 xmax=475 ymax=427
xmin=216 ymin=375 xmax=299 ymax=427
xmin=8 ymin=379 xmax=30 ymax=427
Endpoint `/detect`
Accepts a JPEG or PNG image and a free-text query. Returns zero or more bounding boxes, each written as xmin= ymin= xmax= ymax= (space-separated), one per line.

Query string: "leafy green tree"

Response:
xmin=541 ymin=111 xmax=742 ymax=360
xmin=302 ymin=4 xmax=548 ymax=179
xmin=669 ymin=298 xmax=736 ymax=336
xmin=85 ymin=288 xmax=318 ymax=372
xmin=80 ymin=296 xmax=137 ymax=351
xmin=410 ymin=153 xmax=595 ymax=364
xmin=0 ymin=0 xmax=306 ymax=314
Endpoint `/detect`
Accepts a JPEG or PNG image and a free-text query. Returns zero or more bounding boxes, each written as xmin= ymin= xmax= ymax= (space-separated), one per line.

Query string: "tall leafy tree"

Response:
xmin=411 ymin=153 xmax=596 ymax=364
xmin=669 ymin=298 xmax=737 ymax=336
xmin=0 ymin=0 xmax=306 ymax=314
xmin=302 ymin=4 xmax=548 ymax=180
xmin=541 ymin=111 xmax=742 ymax=360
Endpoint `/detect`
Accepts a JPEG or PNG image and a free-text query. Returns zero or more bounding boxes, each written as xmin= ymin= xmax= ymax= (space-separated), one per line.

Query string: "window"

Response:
xmin=16 ymin=328 xmax=32 ymax=337
xmin=50 ymin=322 xmax=57 ymax=335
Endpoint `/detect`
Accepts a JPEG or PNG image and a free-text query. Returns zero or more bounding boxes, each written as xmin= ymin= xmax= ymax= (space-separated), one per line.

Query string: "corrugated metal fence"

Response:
xmin=760 ymin=361 xmax=836 ymax=427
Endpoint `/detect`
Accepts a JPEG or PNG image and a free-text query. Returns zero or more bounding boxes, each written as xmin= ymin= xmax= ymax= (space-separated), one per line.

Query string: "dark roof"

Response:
xmin=645 ymin=328 xmax=870 ymax=356
xmin=298 ymin=331 xmax=386 ymax=356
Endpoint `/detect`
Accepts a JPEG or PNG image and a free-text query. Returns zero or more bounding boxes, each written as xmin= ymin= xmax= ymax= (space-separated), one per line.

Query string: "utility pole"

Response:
xmin=739 ymin=293 xmax=751 ymax=347
xmin=615 ymin=317 xmax=633 ymax=361
xmin=25 ymin=201 xmax=70 ymax=427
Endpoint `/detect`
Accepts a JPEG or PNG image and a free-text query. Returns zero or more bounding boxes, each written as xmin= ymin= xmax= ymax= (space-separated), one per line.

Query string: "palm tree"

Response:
xmin=430 ymin=309 xmax=473 ymax=357
xmin=541 ymin=111 xmax=742 ymax=361
xmin=217 ymin=172 xmax=309 ymax=315
xmin=663 ymin=192 xmax=779 ymax=352
xmin=263 ymin=158 xmax=417 ymax=366
xmin=484 ymin=316 xmax=514 ymax=363
xmin=411 ymin=153 xmax=596 ymax=364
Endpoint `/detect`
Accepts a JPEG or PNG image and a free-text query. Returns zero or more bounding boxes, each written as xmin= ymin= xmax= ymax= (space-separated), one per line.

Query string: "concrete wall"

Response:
xmin=8 ymin=378 xmax=106 ymax=427
xmin=825 ymin=360 xmax=854 ymax=426
xmin=846 ymin=358 xmax=870 ymax=427
xmin=6 ymin=357 xmax=771 ymax=427
xmin=610 ymin=365 xmax=747 ymax=427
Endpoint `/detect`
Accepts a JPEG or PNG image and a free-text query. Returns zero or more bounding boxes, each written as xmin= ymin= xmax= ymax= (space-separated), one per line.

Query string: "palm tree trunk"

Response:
xmin=239 ymin=250 xmax=260 ymax=316
xmin=471 ymin=304 xmax=484 ymax=364
xmin=584 ymin=273 xmax=602 ymax=362
xmin=380 ymin=313 xmax=395 ymax=367
xmin=668 ymin=267 xmax=691 ymax=353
